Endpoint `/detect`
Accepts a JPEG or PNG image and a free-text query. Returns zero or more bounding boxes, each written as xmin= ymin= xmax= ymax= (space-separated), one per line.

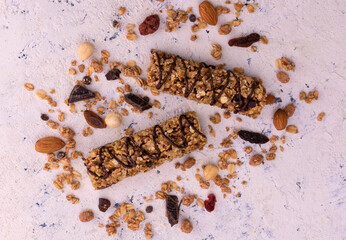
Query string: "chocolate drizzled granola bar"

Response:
xmin=147 ymin=50 xmax=267 ymax=118
xmin=84 ymin=112 xmax=207 ymax=190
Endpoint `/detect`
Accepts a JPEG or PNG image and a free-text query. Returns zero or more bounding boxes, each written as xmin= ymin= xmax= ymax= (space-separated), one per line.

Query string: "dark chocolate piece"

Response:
xmin=68 ymin=85 xmax=95 ymax=104
xmin=124 ymin=93 xmax=152 ymax=111
xmin=238 ymin=130 xmax=269 ymax=144
xmin=106 ymin=68 xmax=121 ymax=80
xmin=166 ymin=195 xmax=181 ymax=227
xmin=98 ymin=198 xmax=111 ymax=212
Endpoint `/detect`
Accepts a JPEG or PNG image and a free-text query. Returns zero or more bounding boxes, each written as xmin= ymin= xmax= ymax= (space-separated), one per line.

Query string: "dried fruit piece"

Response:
xmin=273 ymin=109 xmax=288 ymax=130
xmin=249 ymin=154 xmax=264 ymax=166
xmin=139 ymin=14 xmax=160 ymax=35
xmin=105 ymin=112 xmax=122 ymax=128
xmin=40 ymin=114 xmax=49 ymax=121
xmin=124 ymin=93 xmax=152 ymax=111
xmin=98 ymin=198 xmax=111 ymax=212
xmin=286 ymin=125 xmax=298 ymax=134
xmin=35 ymin=137 xmax=65 ymax=153
xmin=145 ymin=205 xmax=153 ymax=213
xmin=106 ymin=68 xmax=121 ymax=80
xmin=203 ymin=164 xmax=219 ymax=181
xmin=78 ymin=42 xmax=94 ymax=61
xmin=82 ymin=76 xmax=92 ymax=85
xmin=238 ymin=130 xmax=269 ymax=144
xmin=181 ymin=219 xmax=193 ymax=233
xmin=166 ymin=195 xmax=181 ymax=227
xmin=68 ymin=85 xmax=95 ymax=103
xmin=276 ymin=71 xmax=290 ymax=83
xmin=228 ymin=33 xmax=260 ymax=47
xmin=204 ymin=193 xmax=216 ymax=212
xmin=79 ymin=210 xmax=94 ymax=222
xmin=199 ymin=1 xmax=218 ymax=26
xmin=84 ymin=110 xmax=106 ymax=129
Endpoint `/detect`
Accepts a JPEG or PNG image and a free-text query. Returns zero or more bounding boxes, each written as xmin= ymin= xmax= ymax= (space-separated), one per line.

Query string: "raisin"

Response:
xmin=57 ymin=151 xmax=66 ymax=160
xmin=139 ymin=14 xmax=160 ymax=36
xmin=145 ymin=205 xmax=153 ymax=213
xmin=40 ymin=114 xmax=49 ymax=121
xmin=189 ymin=14 xmax=196 ymax=22
xmin=238 ymin=130 xmax=269 ymax=144
xmin=166 ymin=195 xmax=181 ymax=226
xmin=98 ymin=198 xmax=111 ymax=212
xmin=228 ymin=33 xmax=260 ymax=47
xmin=204 ymin=193 xmax=216 ymax=212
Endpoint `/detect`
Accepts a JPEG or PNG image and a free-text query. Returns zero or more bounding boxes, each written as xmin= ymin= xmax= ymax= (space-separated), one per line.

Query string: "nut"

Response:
xmin=284 ymin=104 xmax=295 ymax=117
xmin=286 ymin=125 xmax=298 ymax=134
xmin=317 ymin=112 xmax=325 ymax=121
xmin=276 ymin=71 xmax=290 ymax=83
xmin=35 ymin=137 xmax=65 ymax=153
xmin=181 ymin=219 xmax=193 ymax=233
xmin=249 ymin=154 xmax=264 ymax=166
xmin=105 ymin=112 xmax=122 ymax=128
xmin=203 ymin=164 xmax=219 ymax=181
xmin=84 ymin=110 xmax=107 ymax=129
xmin=79 ymin=210 xmax=94 ymax=222
xmin=273 ymin=109 xmax=288 ymax=130
xmin=78 ymin=42 xmax=95 ymax=61
xmin=199 ymin=1 xmax=218 ymax=26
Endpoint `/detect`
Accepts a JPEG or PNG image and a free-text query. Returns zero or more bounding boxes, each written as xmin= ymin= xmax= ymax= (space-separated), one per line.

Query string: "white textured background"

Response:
xmin=0 ymin=0 xmax=345 ymax=239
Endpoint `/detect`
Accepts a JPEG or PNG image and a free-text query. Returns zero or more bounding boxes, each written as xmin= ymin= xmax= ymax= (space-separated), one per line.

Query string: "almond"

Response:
xmin=84 ymin=110 xmax=106 ymax=129
xmin=35 ymin=137 xmax=65 ymax=153
xmin=199 ymin=1 xmax=218 ymax=26
xmin=273 ymin=109 xmax=288 ymax=130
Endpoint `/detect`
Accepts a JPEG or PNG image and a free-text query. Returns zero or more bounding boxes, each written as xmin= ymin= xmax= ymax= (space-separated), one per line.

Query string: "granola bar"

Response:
xmin=84 ymin=111 xmax=207 ymax=189
xmin=147 ymin=50 xmax=267 ymax=118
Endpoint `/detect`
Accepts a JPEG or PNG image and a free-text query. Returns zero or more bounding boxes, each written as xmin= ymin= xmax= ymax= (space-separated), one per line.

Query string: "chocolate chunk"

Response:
xmin=145 ymin=205 xmax=153 ymax=213
xmin=82 ymin=76 xmax=92 ymax=85
xmin=57 ymin=151 xmax=66 ymax=160
xmin=145 ymin=161 xmax=153 ymax=167
xmin=98 ymin=198 xmax=111 ymax=212
xmin=84 ymin=110 xmax=107 ymax=129
xmin=40 ymin=114 xmax=49 ymax=121
xmin=247 ymin=100 xmax=256 ymax=109
xmin=124 ymin=93 xmax=152 ymax=111
xmin=189 ymin=14 xmax=196 ymax=22
xmin=105 ymin=68 xmax=121 ymax=80
xmin=238 ymin=130 xmax=269 ymax=144
xmin=166 ymin=195 xmax=181 ymax=227
xmin=68 ymin=85 xmax=95 ymax=104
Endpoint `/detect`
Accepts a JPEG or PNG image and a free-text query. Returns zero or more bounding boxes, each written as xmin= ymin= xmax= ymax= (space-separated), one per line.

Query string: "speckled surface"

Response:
xmin=0 ymin=0 xmax=345 ymax=239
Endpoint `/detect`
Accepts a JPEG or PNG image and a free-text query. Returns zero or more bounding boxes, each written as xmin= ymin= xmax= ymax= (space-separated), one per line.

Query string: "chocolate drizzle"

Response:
xmin=87 ymin=114 xmax=206 ymax=179
xmin=153 ymin=51 xmax=257 ymax=112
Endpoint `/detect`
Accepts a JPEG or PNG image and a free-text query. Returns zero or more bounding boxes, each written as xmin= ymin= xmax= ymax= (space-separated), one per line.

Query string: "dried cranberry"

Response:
xmin=139 ymin=14 xmax=160 ymax=36
xmin=204 ymin=193 xmax=216 ymax=212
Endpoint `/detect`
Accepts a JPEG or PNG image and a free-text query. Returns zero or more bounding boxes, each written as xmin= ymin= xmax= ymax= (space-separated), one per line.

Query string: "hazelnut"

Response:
xmin=181 ymin=219 xmax=193 ymax=233
xmin=203 ymin=164 xmax=219 ymax=181
xmin=79 ymin=210 xmax=94 ymax=222
xmin=78 ymin=42 xmax=95 ymax=61
xmin=105 ymin=112 xmax=122 ymax=128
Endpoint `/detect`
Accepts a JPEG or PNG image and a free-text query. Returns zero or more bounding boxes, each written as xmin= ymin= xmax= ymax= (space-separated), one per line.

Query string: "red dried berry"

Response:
xmin=204 ymin=193 xmax=216 ymax=212
xmin=139 ymin=14 xmax=160 ymax=36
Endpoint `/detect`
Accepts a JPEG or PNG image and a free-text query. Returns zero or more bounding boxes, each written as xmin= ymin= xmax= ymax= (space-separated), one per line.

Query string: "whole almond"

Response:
xmin=199 ymin=1 xmax=218 ymax=26
xmin=84 ymin=110 xmax=106 ymax=129
xmin=35 ymin=137 xmax=65 ymax=153
xmin=273 ymin=109 xmax=288 ymax=130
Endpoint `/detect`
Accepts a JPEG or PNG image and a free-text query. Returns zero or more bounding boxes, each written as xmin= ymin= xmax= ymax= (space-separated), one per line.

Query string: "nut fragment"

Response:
xmin=78 ymin=42 xmax=94 ymax=61
xmin=284 ymin=104 xmax=295 ymax=117
xmin=276 ymin=57 xmax=295 ymax=72
xmin=203 ymin=164 xmax=219 ymax=181
xmin=286 ymin=125 xmax=298 ymax=134
xmin=181 ymin=219 xmax=193 ymax=233
xmin=211 ymin=44 xmax=222 ymax=60
xmin=276 ymin=71 xmax=290 ymax=83
xmin=183 ymin=157 xmax=196 ymax=169
xmin=105 ymin=112 xmax=122 ymax=128
xmin=59 ymin=127 xmax=75 ymax=139
xmin=218 ymin=23 xmax=232 ymax=35
xmin=227 ymin=163 xmax=235 ymax=174
xmin=249 ymin=154 xmax=264 ymax=166
xmin=118 ymin=7 xmax=126 ymax=15
xmin=79 ymin=210 xmax=94 ymax=222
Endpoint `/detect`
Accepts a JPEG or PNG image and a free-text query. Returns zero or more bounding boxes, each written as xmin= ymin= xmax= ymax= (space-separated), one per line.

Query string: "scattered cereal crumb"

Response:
xmin=317 ymin=112 xmax=325 ymax=121
xmin=260 ymin=36 xmax=268 ymax=44
xmin=118 ymin=7 xmax=126 ymax=15
xmin=190 ymin=35 xmax=197 ymax=41
xmin=211 ymin=44 xmax=222 ymax=60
